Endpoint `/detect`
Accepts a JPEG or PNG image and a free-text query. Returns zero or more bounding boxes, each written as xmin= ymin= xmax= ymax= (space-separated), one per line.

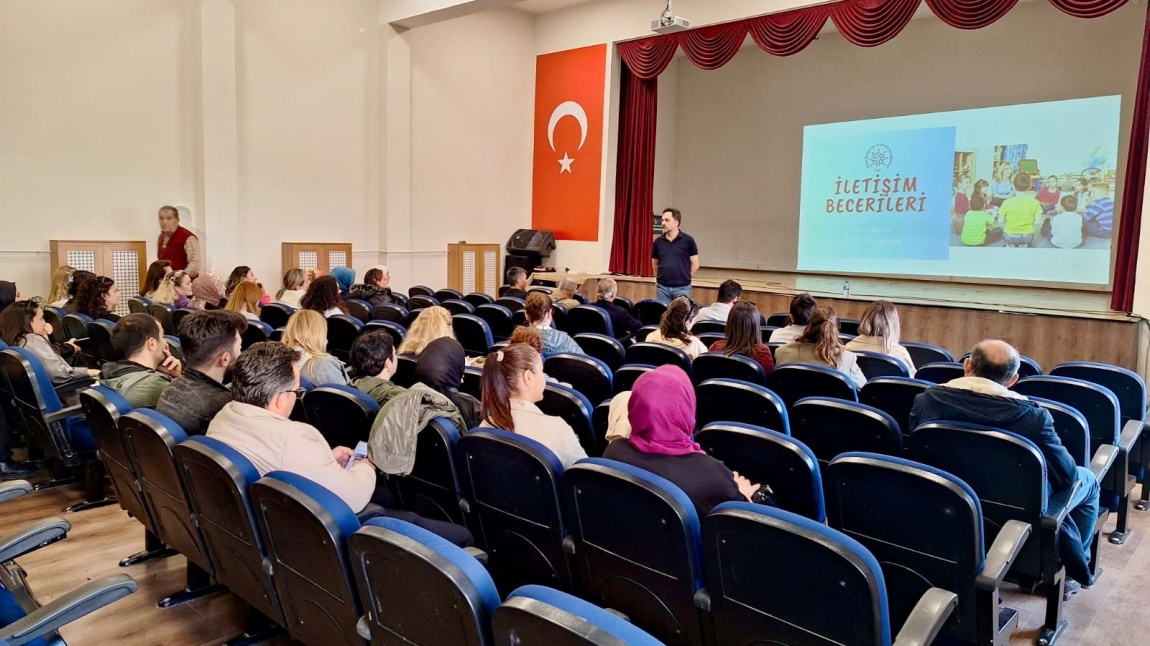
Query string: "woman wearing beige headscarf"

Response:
xmin=190 ymin=273 xmax=226 ymax=310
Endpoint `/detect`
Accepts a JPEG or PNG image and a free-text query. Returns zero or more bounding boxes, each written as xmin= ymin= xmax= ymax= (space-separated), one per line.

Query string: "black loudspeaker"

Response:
xmin=506 ymin=229 xmax=556 ymax=257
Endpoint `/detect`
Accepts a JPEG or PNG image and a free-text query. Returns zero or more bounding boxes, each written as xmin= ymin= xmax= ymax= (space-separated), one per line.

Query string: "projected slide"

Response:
xmin=797 ymin=96 xmax=1121 ymax=285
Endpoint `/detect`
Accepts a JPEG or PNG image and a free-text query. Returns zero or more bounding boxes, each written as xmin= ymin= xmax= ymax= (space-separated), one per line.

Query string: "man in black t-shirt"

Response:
xmin=651 ymin=207 xmax=699 ymax=303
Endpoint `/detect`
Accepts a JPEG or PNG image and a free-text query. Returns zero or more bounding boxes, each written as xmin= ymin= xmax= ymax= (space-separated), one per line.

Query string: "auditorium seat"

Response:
xmin=767 ymin=341 xmax=784 ymax=359
xmin=695 ymin=378 xmax=788 ymax=434
xmin=769 ymin=363 xmax=859 ymax=410
xmin=269 ymin=326 xmax=285 ymax=342
xmin=767 ymin=312 xmax=791 ymax=327
xmin=461 ymin=365 xmax=482 ymax=399
xmin=592 ymin=398 xmax=611 ymax=442
xmin=434 ymin=288 xmax=464 ymax=303
xmin=463 ymin=292 xmax=495 ymax=308
xmin=149 ymin=303 xmax=177 ymax=335
xmin=452 ymin=313 xmax=494 ymax=357
xmin=538 ymin=382 xmax=598 ymax=457
xmin=496 ymin=296 xmax=526 ymax=313
xmin=626 ymin=342 xmax=691 ymax=375
xmin=859 ymin=376 xmax=933 ymax=439
xmin=825 ymin=453 xmax=1029 ymax=646
xmin=408 ymin=285 xmax=435 ymax=298
xmin=790 ymin=397 xmax=902 ymax=467
xmin=393 ymin=354 xmax=417 ymax=388
xmin=342 ymin=299 xmax=369 ymax=323
xmin=128 ymin=296 xmax=150 ymax=314
xmin=1031 ymin=397 xmax=1092 ymax=467
xmin=440 ymin=298 xmax=475 ymax=316
xmin=511 ymin=309 xmax=527 ymax=329
xmin=61 ymin=313 xmax=92 ymax=343
xmin=250 ymin=472 xmax=364 ymax=646
xmin=360 ymin=320 xmax=405 ymax=349
xmin=696 ymin=332 xmax=725 ymax=348
xmin=86 ymin=319 xmax=117 ymax=363
xmin=634 ymin=299 xmax=667 ymax=326
xmin=698 ymin=502 xmax=957 ymax=646
xmin=456 ymin=429 xmax=571 ymax=594
xmin=572 ymin=333 xmax=625 ymax=372
xmin=551 ymin=302 xmax=569 ymax=332
xmin=838 ymin=317 xmax=861 ymax=336
xmin=41 ymin=307 xmax=68 ymax=345
xmin=566 ymin=304 xmax=614 ymax=337
xmin=909 ymin=422 xmax=1114 ymax=644
xmin=408 ymin=295 xmax=440 ymax=311
xmin=326 ymin=314 xmax=363 ymax=361
xmin=544 ymin=354 xmax=613 ymax=406
xmin=692 ymin=351 xmax=767 ymax=385
xmin=494 ymin=585 xmax=662 ymax=646
xmin=241 ymin=319 xmax=273 ymax=350
xmin=614 ymin=364 xmax=655 ymax=394
xmin=854 ymin=350 xmax=910 ymax=380
xmin=691 ymin=320 xmax=725 ymax=336
xmin=695 ymin=422 xmax=824 ymax=521
xmin=259 ymin=302 xmax=293 ymax=329
xmin=369 ymin=303 xmax=408 ymax=325
xmin=390 ymin=418 xmax=468 ymax=527
xmin=304 ymin=385 xmax=380 ymax=449
xmin=561 ymin=459 xmax=705 ymax=646
xmin=915 ymin=361 xmax=965 ymax=384
xmin=903 ymin=341 xmax=953 ymax=367
xmin=612 ymin=295 xmax=632 ymax=311
xmin=528 ymin=285 xmax=553 ymax=295
xmin=349 ymin=517 xmax=499 ymax=645
xmin=475 ymin=303 xmax=514 ymax=341
xmin=636 ymin=324 xmax=659 ymax=342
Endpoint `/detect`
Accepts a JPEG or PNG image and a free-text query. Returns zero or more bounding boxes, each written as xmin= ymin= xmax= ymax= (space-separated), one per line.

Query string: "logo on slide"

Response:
xmin=865 ymin=144 xmax=893 ymax=170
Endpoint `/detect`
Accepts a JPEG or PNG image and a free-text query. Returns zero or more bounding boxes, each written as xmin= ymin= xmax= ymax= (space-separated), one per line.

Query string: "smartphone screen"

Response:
xmin=345 ymin=441 xmax=369 ymax=471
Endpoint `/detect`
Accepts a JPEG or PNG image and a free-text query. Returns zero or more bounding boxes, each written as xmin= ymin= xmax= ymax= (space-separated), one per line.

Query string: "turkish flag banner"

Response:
xmin=532 ymin=44 xmax=607 ymax=242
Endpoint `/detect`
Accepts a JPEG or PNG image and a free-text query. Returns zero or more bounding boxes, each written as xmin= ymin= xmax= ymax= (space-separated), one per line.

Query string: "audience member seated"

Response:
xmin=845 ymin=300 xmax=916 ymax=377
xmin=503 ymin=266 xmax=530 ymax=300
xmin=551 ymin=278 xmax=581 ymax=309
xmin=191 ymin=272 xmax=227 ymax=310
xmin=330 ymin=266 xmax=356 ymax=299
xmin=282 ymin=310 xmax=349 ymax=385
xmin=507 ymin=325 xmax=544 ymax=353
xmin=225 ymin=281 xmax=263 ymax=321
xmin=47 ymin=265 xmax=77 ymax=308
xmin=525 ymin=291 xmax=584 ymax=359
xmin=645 ymin=296 xmax=708 ymax=359
xmin=76 ymin=275 xmax=123 ymax=322
xmin=151 ymin=270 xmax=193 ymax=309
xmin=349 ymin=265 xmax=397 ymax=307
xmin=141 ymin=260 xmax=172 ymax=300
xmin=300 ymin=275 xmax=348 ymax=318
xmin=0 ymin=300 xmax=99 ymax=384
xmin=0 ymin=281 xmax=18 ymax=310
xmin=156 ymin=310 xmax=245 ymax=436
xmin=593 ymin=277 xmax=642 ymax=340
xmin=769 ymin=292 xmax=817 ymax=344
xmin=397 ymin=306 xmax=456 ymax=356
xmin=910 ymin=339 xmax=1101 ymax=593
xmin=349 ymin=330 xmax=406 ymax=407
xmin=604 ymin=390 xmax=632 ymax=443
xmin=695 ymin=279 xmax=742 ymax=324
xmin=61 ymin=270 xmax=95 ymax=313
xmin=224 ymin=265 xmax=258 ymax=299
xmin=275 ymin=268 xmax=309 ymax=309
xmin=775 ymin=306 xmax=866 ymax=388
xmin=416 ymin=338 xmax=481 ymax=429
xmin=708 ymin=301 xmax=774 ymax=376
xmin=478 ymin=343 xmax=587 ymax=468
xmin=99 ymin=314 xmax=182 ymax=409
xmin=601 ymin=365 xmax=764 ymax=516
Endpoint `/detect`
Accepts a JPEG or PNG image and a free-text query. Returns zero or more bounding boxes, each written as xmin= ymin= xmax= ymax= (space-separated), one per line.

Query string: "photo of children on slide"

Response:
xmin=951 ymin=145 xmax=1114 ymax=250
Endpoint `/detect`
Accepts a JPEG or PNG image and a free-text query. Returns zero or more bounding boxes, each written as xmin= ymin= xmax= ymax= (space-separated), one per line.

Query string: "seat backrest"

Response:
xmin=79 ymin=387 xmax=151 ymax=528
xmin=0 ymin=347 xmax=90 ymax=462
xmin=610 ymin=295 xmax=630 ymax=311
xmin=441 ymin=298 xmax=476 ymax=316
xmin=538 ymin=382 xmax=598 ymax=457
xmin=62 ymin=313 xmax=92 ymax=341
xmin=703 ymin=502 xmax=891 ymax=646
xmin=351 ymin=517 xmax=499 ymax=646
xmin=825 ymin=453 xmax=984 ymax=643
xmin=634 ymin=299 xmax=667 ymax=326
xmin=408 ymin=295 xmax=440 ymax=311
xmin=695 ymin=422 xmax=825 ymax=521
xmin=567 ymin=305 xmax=614 ymax=337
xmin=691 ymin=352 xmax=766 ymax=386
xmin=456 ymin=429 xmax=570 ymax=594
xmin=551 ymin=302 xmax=570 ymax=332
xmin=393 ymin=354 xmax=418 ymax=388
xmin=1013 ymin=375 xmax=1121 ymax=447
xmin=1050 ymin=361 xmax=1147 ymax=426
xmin=86 ymin=319 xmax=118 ymax=363
xmin=148 ymin=304 xmax=176 ymax=335
xmin=174 ymin=436 xmax=284 ymax=624
xmin=461 ymin=365 xmax=483 ymax=399
xmin=837 ymin=317 xmax=861 ymax=336
xmin=914 ymin=361 xmax=965 ymax=384
xmin=765 ymin=312 xmax=790 ymax=327
xmin=1018 ymin=355 xmax=1043 ymax=378
xmin=434 ymin=288 xmax=464 ymax=302
xmin=696 ymin=332 xmax=724 ymax=349
xmin=390 ymin=418 xmax=466 ymax=526
xmin=544 ymin=354 xmax=613 ymax=406
xmin=42 ymin=307 xmax=67 ymax=344
xmin=902 ymin=341 xmax=953 ymax=367
xmin=626 ymin=342 xmax=691 ymax=375
xmin=768 ymin=363 xmax=859 ymax=409
xmin=1030 ymin=396 xmax=1091 ymax=467
xmin=571 ymin=333 xmax=625 ymax=372
xmin=613 ymin=364 xmax=655 ymax=394
xmin=408 ymin=285 xmax=435 ymax=298
xmin=463 ymin=292 xmax=495 ymax=308
xmin=452 ymin=314 xmax=494 ymax=357
xmin=327 ymin=314 xmax=363 ymax=361
xmin=858 ymin=376 xmax=932 ymax=438
xmin=241 ymin=320 xmax=271 ymax=349
xmin=304 ymin=385 xmax=380 ymax=449
xmin=259 ymin=303 xmax=294 ymax=328
xmin=370 ymin=303 xmax=409 ymax=325
xmin=695 ymin=378 xmax=788 ymax=434
xmin=562 ymin=458 xmax=704 ymax=645
xmin=361 ymin=320 xmax=406 ymax=350
xmin=496 ymin=296 xmax=526 ymax=313
xmin=690 ymin=320 xmax=725 ymax=336
xmin=854 ymin=351 xmax=910 ymax=380
xmin=791 ymin=397 xmax=902 ymax=466
xmin=475 ymin=304 xmax=514 ymax=340
xmin=344 ymin=299 xmax=371 ymax=323
xmin=494 ymin=584 xmax=664 ymax=646
xmin=250 ymin=471 xmax=363 ymax=646
xmin=128 ymin=297 xmax=150 ymax=314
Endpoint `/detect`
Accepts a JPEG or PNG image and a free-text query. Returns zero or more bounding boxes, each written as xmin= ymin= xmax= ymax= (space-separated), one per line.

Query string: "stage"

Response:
xmin=539 ymin=269 xmax=1148 ymax=375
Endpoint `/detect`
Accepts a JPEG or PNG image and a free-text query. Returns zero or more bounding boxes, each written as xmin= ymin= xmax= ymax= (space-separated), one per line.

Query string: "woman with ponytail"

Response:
xmin=775 ymin=305 xmax=866 ymax=387
xmin=645 ymin=295 xmax=708 ymax=359
xmin=479 ymin=343 xmax=587 ymax=468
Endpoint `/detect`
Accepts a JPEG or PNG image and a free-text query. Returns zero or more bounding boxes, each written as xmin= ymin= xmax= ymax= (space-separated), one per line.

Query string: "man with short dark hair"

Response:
xmin=910 ymin=339 xmax=1101 ymax=595
xmin=504 ymin=267 xmax=529 ymax=300
xmin=651 ymin=207 xmax=699 ymax=303
xmin=156 ymin=310 xmax=246 ymax=435
xmin=593 ymin=277 xmax=641 ymax=340
xmin=100 ymin=313 xmax=182 ymax=409
xmin=695 ymin=279 xmax=742 ymax=324
xmin=349 ymin=331 xmax=406 ymax=407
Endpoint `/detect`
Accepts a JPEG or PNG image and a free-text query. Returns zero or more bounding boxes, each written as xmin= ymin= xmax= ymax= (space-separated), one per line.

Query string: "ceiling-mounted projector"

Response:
xmin=651 ymin=0 xmax=689 ymax=34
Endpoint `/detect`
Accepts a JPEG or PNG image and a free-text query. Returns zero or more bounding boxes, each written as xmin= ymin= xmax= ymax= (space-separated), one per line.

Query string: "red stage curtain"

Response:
xmin=678 ymin=22 xmax=748 ymax=70
xmin=747 ymin=6 xmax=831 ymax=56
xmin=609 ymin=62 xmax=659 ymax=276
xmin=617 ymin=35 xmax=678 ymax=80
xmin=1049 ymin=0 xmax=1130 ymax=19
xmin=925 ymin=0 xmax=1018 ymax=29
xmin=829 ymin=0 xmax=920 ymax=48
xmin=1112 ymin=7 xmax=1150 ymax=311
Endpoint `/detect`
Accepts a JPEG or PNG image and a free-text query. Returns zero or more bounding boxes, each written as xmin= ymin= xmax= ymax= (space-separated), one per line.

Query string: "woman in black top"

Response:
xmin=415 ymin=337 xmax=481 ymax=431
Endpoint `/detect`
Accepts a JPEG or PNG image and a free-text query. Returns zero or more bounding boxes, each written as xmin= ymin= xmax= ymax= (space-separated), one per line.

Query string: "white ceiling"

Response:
xmin=513 ymin=0 xmax=603 ymax=14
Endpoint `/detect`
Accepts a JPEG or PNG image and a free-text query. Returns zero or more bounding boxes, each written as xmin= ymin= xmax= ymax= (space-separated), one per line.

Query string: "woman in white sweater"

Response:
xmin=844 ymin=300 xmax=916 ymax=377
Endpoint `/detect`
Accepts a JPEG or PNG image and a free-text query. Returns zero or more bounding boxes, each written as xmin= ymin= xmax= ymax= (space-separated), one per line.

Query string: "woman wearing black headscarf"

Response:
xmin=0 ymin=282 xmax=18 ymax=310
xmin=414 ymin=337 xmax=481 ymax=430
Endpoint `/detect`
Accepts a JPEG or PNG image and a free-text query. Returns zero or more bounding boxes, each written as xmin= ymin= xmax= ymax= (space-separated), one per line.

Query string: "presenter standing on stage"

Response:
xmin=157 ymin=205 xmax=201 ymax=278
xmin=651 ymin=208 xmax=699 ymax=303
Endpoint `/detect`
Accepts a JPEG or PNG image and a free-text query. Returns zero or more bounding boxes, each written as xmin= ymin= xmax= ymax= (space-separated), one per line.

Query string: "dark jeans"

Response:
xmin=356 ymin=486 xmax=474 ymax=548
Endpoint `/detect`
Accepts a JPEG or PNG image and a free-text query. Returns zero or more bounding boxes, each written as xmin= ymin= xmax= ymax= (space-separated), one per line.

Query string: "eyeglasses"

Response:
xmin=281 ymin=388 xmax=307 ymax=400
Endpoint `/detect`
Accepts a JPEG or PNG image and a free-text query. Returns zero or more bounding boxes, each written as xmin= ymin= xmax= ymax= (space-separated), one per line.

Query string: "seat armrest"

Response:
xmin=1119 ymin=419 xmax=1142 ymax=453
xmin=0 ymin=574 xmax=137 ymax=646
xmin=54 ymin=377 xmax=95 ymax=397
xmin=356 ymin=616 xmax=372 ymax=640
xmin=975 ymin=520 xmax=1031 ymax=591
xmin=1090 ymin=444 xmax=1120 ymax=482
xmin=464 ymin=547 xmax=488 ymax=565
xmin=0 ymin=481 xmax=33 ymax=504
xmin=893 ymin=587 xmax=958 ymax=646
xmin=43 ymin=404 xmax=84 ymax=425
xmin=0 ymin=517 xmax=71 ymax=564
xmin=1041 ymin=479 xmax=1083 ymax=531
xmin=693 ymin=588 xmax=712 ymax=612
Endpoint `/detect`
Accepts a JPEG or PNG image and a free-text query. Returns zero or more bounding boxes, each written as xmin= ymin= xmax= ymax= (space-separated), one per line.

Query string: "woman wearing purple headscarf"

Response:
xmin=602 ymin=364 xmax=761 ymax=516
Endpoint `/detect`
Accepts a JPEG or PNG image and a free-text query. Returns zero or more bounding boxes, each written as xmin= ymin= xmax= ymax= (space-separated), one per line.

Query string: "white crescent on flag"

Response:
xmin=547 ymin=101 xmax=588 ymax=152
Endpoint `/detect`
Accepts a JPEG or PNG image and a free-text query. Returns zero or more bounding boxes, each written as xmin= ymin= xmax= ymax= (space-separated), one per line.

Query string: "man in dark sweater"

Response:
xmin=156 ymin=310 xmax=246 ymax=436
xmin=502 ymin=267 xmax=529 ymax=300
xmin=910 ymin=339 xmax=1101 ymax=593
xmin=593 ymin=277 xmax=642 ymax=340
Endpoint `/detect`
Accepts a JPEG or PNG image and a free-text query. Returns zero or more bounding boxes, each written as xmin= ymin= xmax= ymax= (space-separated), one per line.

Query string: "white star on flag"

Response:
xmin=558 ymin=152 xmax=574 ymax=174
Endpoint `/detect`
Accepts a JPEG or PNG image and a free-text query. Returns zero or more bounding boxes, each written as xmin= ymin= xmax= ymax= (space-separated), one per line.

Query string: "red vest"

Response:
xmin=158 ymin=226 xmax=195 ymax=271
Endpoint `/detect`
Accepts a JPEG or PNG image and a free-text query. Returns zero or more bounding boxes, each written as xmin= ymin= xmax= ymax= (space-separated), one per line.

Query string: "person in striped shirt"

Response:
xmin=1083 ymin=182 xmax=1113 ymax=238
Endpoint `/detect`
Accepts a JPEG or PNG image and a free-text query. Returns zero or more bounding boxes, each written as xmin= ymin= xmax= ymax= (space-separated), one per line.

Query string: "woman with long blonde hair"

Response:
xmin=775 ymin=305 xmax=866 ymax=388
xmin=48 ymin=266 xmax=76 ymax=307
xmin=152 ymin=270 xmax=194 ymax=309
xmin=225 ymin=281 xmax=262 ymax=321
xmin=398 ymin=306 xmax=456 ymax=356
xmin=845 ymin=300 xmax=916 ymax=376
xmin=282 ymin=309 xmax=349 ymax=385
xmin=275 ymin=268 xmax=309 ymax=309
